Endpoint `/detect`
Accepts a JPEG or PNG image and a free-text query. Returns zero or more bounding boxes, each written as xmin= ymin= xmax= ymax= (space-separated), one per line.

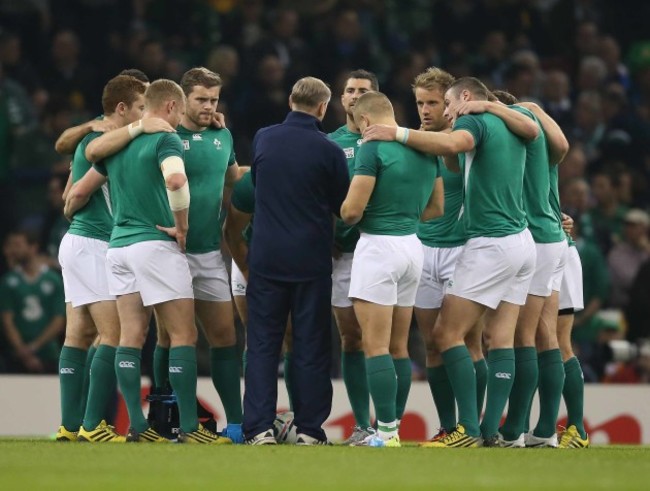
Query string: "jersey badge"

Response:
xmin=182 ymin=140 xmax=190 ymax=150
xmin=213 ymin=138 xmax=222 ymax=149
xmin=344 ymin=147 xmax=354 ymax=159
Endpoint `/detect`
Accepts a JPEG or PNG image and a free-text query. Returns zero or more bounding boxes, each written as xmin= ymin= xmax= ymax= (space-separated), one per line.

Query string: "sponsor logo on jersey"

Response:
xmin=169 ymin=366 xmax=183 ymax=374
xmin=182 ymin=139 xmax=190 ymax=150
xmin=213 ymin=138 xmax=222 ymax=149
xmin=344 ymin=147 xmax=354 ymax=159
xmin=495 ymin=372 xmax=512 ymax=379
xmin=192 ymin=133 xmax=203 ymax=141
xmin=118 ymin=361 xmax=136 ymax=369
xmin=59 ymin=368 xmax=75 ymax=375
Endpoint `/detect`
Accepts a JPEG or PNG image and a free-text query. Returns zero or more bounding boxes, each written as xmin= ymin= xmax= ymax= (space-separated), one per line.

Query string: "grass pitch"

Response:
xmin=1 ymin=440 xmax=649 ymax=490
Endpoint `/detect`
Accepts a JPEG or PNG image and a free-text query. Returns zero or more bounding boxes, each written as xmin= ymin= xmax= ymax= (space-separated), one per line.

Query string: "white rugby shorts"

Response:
xmin=187 ymin=250 xmax=232 ymax=302
xmin=414 ymin=245 xmax=463 ymax=309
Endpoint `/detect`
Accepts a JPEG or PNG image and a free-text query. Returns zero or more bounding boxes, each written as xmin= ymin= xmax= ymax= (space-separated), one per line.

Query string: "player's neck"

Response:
xmin=369 ymin=117 xmax=397 ymax=127
xmin=181 ymin=116 xmax=206 ymax=132
xmin=345 ymin=115 xmax=360 ymax=134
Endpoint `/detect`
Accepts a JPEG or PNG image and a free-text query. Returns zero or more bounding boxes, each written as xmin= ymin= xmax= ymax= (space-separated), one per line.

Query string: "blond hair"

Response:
xmin=290 ymin=77 xmax=331 ymax=110
xmin=412 ymin=67 xmax=455 ymax=94
xmin=352 ymin=91 xmax=394 ymax=120
xmin=144 ymin=79 xmax=185 ymax=110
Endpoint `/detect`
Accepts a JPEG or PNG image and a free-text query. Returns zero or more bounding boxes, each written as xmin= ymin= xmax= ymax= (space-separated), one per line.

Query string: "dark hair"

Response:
xmin=119 ymin=68 xmax=150 ymax=83
xmin=346 ymin=69 xmax=379 ymax=91
xmin=180 ymin=67 xmax=223 ymax=96
xmin=448 ymin=77 xmax=491 ymax=101
xmin=102 ymin=75 xmax=147 ymax=115
xmin=5 ymin=229 xmax=39 ymax=246
xmin=491 ymin=90 xmax=519 ymax=105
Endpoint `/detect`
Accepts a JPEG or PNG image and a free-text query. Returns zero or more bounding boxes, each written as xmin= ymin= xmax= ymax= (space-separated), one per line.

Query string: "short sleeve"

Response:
xmin=226 ymin=129 xmax=236 ymax=166
xmin=354 ymin=142 xmax=381 ymax=177
xmin=156 ymin=133 xmax=184 ymax=165
xmin=453 ymin=114 xmax=484 ymax=147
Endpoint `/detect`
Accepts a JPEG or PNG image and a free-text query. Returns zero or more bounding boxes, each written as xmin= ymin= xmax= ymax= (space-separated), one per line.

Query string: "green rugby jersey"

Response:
xmin=511 ymin=105 xmax=564 ymax=244
xmin=454 ymin=113 xmax=527 ymax=239
xmin=0 ymin=267 xmax=65 ymax=361
xmin=354 ymin=140 xmax=439 ymax=236
xmin=230 ymin=169 xmax=254 ymax=244
xmin=177 ymin=125 xmax=236 ymax=254
xmin=67 ymin=132 xmax=113 ymax=242
xmin=548 ymin=160 xmax=574 ymax=246
xmin=95 ymin=132 xmax=184 ymax=248
xmin=329 ymin=125 xmax=362 ymax=252
xmin=417 ymin=156 xmax=466 ymax=248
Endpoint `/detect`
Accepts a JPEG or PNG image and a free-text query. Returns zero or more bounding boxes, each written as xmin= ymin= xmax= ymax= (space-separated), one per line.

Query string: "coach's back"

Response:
xmin=249 ymin=81 xmax=349 ymax=282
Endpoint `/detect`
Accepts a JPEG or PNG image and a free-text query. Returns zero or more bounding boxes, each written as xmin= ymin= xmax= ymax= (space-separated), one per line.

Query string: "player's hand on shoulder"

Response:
xmin=90 ymin=119 xmax=119 ymax=133
xmin=456 ymin=101 xmax=489 ymax=116
xmin=212 ymin=112 xmax=226 ymax=129
xmin=142 ymin=118 xmax=176 ymax=134
xmin=156 ymin=225 xmax=187 ymax=252
xmin=363 ymin=124 xmax=397 ymax=142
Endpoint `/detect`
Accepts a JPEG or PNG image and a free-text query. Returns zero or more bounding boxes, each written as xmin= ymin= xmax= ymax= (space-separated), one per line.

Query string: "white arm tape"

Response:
xmin=127 ymin=119 xmax=144 ymax=139
xmin=161 ymin=156 xmax=186 ymax=179
xmin=161 ymin=156 xmax=189 ymax=211
xmin=167 ymin=181 xmax=190 ymax=211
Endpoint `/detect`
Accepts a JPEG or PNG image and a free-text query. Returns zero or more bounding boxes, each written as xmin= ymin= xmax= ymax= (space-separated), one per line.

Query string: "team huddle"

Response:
xmin=55 ymin=64 xmax=589 ymax=449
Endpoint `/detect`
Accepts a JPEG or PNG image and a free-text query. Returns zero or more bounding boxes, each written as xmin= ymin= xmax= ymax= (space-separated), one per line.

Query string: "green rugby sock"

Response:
xmin=80 ymin=345 xmax=96 ymax=418
xmin=534 ymin=349 xmax=565 ymax=438
xmin=366 ymin=355 xmax=397 ymax=425
xmin=83 ymin=345 xmax=116 ymax=430
xmin=59 ymin=346 xmax=87 ymax=431
xmin=152 ymin=346 xmax=169 ymax=389
xmin=442 ymin=345 xmax=480 ymax=436
xmin=563 ymin=357 xmax=587 ymax=439
xmin=210 ymin=346 xmax=242 ymax=424
xmin=393 ymin=357 xmax=412 ymax=421
xmin=342 ymin=351 xmax=370 ymax=428
xmin=427 ymin=365 xmax=456 ymax=432
xmin=474 ymin=358 xmax=488 ymax=417
xmin=500 ymin=347 xmax=538 ymax=440
xmin=115 ymin=347 xmax=148 ymax=433
xmin=480 ymin=348 xmax=515 ymax=439
xmin=169 ymin=346 xmax=199 ymax=433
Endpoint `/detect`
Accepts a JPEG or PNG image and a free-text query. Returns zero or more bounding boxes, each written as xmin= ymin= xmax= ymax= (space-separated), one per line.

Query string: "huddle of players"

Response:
xmin=54 ymin=64 xmax=588 ymax=448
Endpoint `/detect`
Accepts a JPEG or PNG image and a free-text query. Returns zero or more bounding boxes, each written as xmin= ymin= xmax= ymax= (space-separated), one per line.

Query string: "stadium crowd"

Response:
xmin=1 ymin=0 xmax=649 ymax=392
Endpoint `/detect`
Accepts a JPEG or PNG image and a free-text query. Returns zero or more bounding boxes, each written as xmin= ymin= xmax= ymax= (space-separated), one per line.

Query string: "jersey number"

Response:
xmin=22 ymin=295 xmax=43 ymax=321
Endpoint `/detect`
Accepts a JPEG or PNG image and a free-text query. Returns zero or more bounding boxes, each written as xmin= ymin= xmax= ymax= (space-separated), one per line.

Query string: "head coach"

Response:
xmin=243 ymin=77 xmax=351 ymax=445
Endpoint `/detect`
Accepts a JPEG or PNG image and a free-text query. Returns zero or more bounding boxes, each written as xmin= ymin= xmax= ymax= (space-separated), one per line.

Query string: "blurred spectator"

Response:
xmin=0 ymin=229 xmax=64 ymax=373
xmin=571 ymin=90 xmax=605 ymax=163
xmin=137 ymin=38 xmax=168 ymax=82
xmin=559 ymin=144 xmax=588 ymax=182
xmin=598 ymin=35 xmax=631 ymax=89
xmin=607 ymin=209 xmax=650 ymax=308
xmin=40 ymin=29 xmax=96 ymax=113
xmin=0 ymin=31 xmax=47 ymax=111
xmin=221 ymin=0 xmax=266 ymax=53
xmin=471 ymin=30 xmax=509 ymax=87
xmin=249 ymin=8 xmax=311 ymax=82
xmin=583 ymin=169 xmax=629 ymax=253
xmin=41 ymin=173 xmax=68 ymax=270
xmin=541 ymin=70 xmax=573 ymax=130
xmin=576 ymin=55 xmax=607 ymax=93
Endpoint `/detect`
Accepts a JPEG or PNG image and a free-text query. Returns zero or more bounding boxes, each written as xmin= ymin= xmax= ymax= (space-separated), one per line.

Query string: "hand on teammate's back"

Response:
xmin=455 ymin=100 xmax=489 ymax=116
xmin=561 ymin=213 xmax=574 ymax=235
xmin=156 ymin=225 xmax=187 ymax=252
xmin=363 ymin=124 xmax=397 ymax=142
xmin=142 ymin=118 xmax=176 ymax=134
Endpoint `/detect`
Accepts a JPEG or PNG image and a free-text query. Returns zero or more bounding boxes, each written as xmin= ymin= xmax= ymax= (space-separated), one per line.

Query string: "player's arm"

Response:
xmin=156 ymin=156 xmax=190 ymax=252
xmin=456 ymin=101 xmax=539 ymax=141
xmin=223 ymin=205 xmax=251 ymax=280
xmin=64 ymin=167 xmax=107 ymax=220
xmin=85 ymin=118 xmax=176 ymax=163
xmin=341 ymin=175 xmax=375 ymax=225
xmin=364 ymin=125 xmax=476 ymax=156
xmin=421 ymin=176 xmax=444 ymax=222
xmin=55 ymin=118 xmax=118 ymax=155
xmin=518 ymin=101 xmax=570 ymax=164
xmin=224 ymin=162 xmax=241 ymax=188
xmin=61 ymin=169 xmax=73 ymax=202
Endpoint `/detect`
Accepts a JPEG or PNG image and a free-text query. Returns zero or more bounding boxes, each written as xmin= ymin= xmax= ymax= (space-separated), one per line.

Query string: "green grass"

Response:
xmin=1 ymin=440 xmax=649 ymax=490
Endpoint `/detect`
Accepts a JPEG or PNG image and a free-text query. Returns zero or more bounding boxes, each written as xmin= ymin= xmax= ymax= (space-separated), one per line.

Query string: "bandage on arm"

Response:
xmin=161 ymin=156 xmax=190 ymax=211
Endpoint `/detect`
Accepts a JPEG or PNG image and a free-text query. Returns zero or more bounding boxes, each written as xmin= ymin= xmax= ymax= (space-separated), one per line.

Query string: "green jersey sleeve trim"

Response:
xmin=231 ymin=171 xmax=255 ymax=214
